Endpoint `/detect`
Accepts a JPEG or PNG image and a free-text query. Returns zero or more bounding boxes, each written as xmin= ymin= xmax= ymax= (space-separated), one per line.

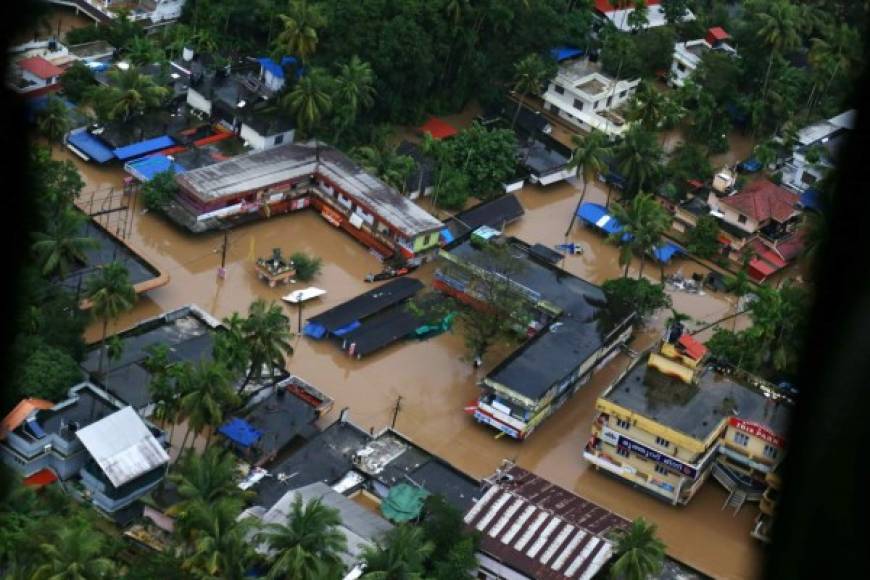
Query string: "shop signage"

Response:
xmin=728 ymin=418 xmax=785 ymax=448
xmin=617 ymin=436 xmax=698 ymax=478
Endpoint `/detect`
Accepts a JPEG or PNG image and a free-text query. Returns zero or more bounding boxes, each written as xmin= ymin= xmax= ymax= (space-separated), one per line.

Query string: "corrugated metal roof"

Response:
xmin=465 ymin=465 xmax=627 ymax=580
xmin=76 ymin=406 xmax=169 ymax=488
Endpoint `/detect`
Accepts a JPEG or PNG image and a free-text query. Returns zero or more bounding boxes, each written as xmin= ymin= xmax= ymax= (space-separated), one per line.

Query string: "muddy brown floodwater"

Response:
xmin=55 ymin=144 xmax=761 ymax=577
xmin=14 ymin=6 xmax=95 ymax=45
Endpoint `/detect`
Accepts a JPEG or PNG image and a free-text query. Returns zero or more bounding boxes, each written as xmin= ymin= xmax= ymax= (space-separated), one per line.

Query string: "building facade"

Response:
xmin=668 ymin=28 xmax=736 ymax=88
xmin=781 ymin=109 xmax=855 ymax=193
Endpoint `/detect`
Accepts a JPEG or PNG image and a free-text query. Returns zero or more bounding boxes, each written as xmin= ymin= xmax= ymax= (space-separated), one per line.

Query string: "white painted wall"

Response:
xmin=187 ymin=86 xmax=212 ymax=116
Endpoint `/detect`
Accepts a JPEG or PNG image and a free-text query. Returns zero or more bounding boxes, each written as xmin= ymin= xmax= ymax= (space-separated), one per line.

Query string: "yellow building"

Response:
xmin=752 ymin=461 xmax=783 ymax=543
xmin=584 ymin=332 xmax=791 ymax=511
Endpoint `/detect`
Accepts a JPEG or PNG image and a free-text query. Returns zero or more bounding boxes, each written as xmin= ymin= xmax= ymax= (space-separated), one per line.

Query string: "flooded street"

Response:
xmin=55 ymin=143 xmax=763 ymax=578
xmin=14 ymin=6 xmax=94 ymax=44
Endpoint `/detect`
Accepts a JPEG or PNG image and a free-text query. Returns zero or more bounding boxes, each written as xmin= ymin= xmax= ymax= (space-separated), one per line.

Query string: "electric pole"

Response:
xmin=217 ymin=229 xmax=228 ymax=279
xmin=391 ymin=395 xmax=402 ymax=429
xmin=295 ymin=290 xmax=304 ymax=333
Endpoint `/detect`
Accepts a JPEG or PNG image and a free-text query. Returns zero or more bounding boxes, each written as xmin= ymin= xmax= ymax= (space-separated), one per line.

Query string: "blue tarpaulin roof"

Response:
xmin=651 ymin=241 xmax=682 ymax=263
xmin=739 ymin=158 xmax=762 ymax=172
xmin=578 ymin=203 xmax=623 ymax=235
xmin=332 ymin=320 xmax=361 ymax=337
xmin=112 ymin=135 xmax=175 ymax=161
xmin=257 ymin=56 xmax=298 ymax=79
xmin=218 ymin=417 xmax=262 ymax=448
xmin=550 ymin=46 xmax=585 ymax=62
xmin=799 ymin=188 xmax=821 ymax=211
xmin=126 ymin=154 xmax=186 ymax=182
xmin=440 ymin=227 xmax=454 ymax=244
xmin=68 ymin=131 xmax=116 ymax=163
xmin=303 ymin=322 xmax=327 ymax=339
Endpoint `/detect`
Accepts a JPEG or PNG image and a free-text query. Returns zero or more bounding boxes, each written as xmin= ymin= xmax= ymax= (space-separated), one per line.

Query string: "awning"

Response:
xmin=67 ymin=130 xmax=115 ymax=163
xmin=578 ymin=203 xmax=623 ymax=235
xmin=282 ymin=287 xmax=326 ymax=304
xmin=218 ymin=417 xmax=262 ymax=448
xmin=748 ymin=258 xmax=776 ymax=280
xmin=678 ymin=334 xmax=708 ymax=361
xmin=113 ymin=135 xmax=176 ymax=161
xmin=321 ymin=206 xmax=343 ymax=227
xmin=332 ymin=320 xmax=361 ymax=337
xmin=125 ymin=154 xmax=186 ymax=182
xmin=651 ymin=241 xmax=682 ymax=263
xmin=440 ymin=227 xmax=454 ymax=244
xmin=23 ymin=468 xmax=58 ymax=487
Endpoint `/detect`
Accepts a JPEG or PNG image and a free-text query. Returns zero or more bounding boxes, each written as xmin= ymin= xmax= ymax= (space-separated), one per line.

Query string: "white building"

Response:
xmin=541 ymin=57 xmax=639 ymax=137
xmin=669 ymin=27 xmax=737 ymax=88
xmin=8 ymin=55 xmax=65 ymax=97
xmin=594 ymin=0 xmax=695 ymax=32
xmin=71 ymin=0 xmax=186 ymax=24
xmin=781 ymin=109 xmax=856 ymax=193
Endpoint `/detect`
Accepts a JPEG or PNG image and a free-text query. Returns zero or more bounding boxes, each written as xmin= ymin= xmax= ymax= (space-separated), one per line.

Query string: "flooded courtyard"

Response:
xmin=57 ymin=145 xmax=762 ymax=578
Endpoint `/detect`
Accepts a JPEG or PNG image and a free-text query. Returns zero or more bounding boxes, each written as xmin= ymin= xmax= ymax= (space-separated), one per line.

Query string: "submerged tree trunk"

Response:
xmin=565 ymin=180 xmax=589 ymax=236
xmin=97 ymin=319 xmax=109 ymax=377
xmin=511 ymin=93 xmax=526 ymax=130
xmin=638 ymin=255 xmax=646 ymax=280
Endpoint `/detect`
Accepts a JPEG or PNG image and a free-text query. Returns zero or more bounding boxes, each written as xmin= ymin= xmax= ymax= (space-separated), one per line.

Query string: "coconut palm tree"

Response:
xmin=613 ymin=126 xmax=663 ymax=199
xmin=102 ymin=66 xmax=170 ymax=122
xmin=665 ymin=308 xmax=692 ymax=339
xmin=258 ymin=496 xmax=348 ymax=580
xmin=510 ymin=54 xmax=549 ymax=129
xmin=361 ymin=525 xmax=434 ymax=580
xmin=333 ymin=56 xmax=376 ymax=143
xmin=609 ymin=518 xmax=666 ymax=580
xmin=609 ymin=193 xmax=671 ymax=279
xmin=725 ymin=267 xmax=753 ymax=331
xmin=176 ymin=360 xmax=239 ymax=452
xmin=807 ymin=23 xmax=861 ymax=114
xmin=659 ymin=96 xmax=685 ymax=151
xmin=177 ymin=497 xmax=255 ymax=579
xmin=169 ymin=446 xmax=243 ymax=516
xmin=626 ymin=0 xmax=649 ymax=33
xmin=353 ymin=143 xmax=415 ymax=192
xmin=32 ymin=209 xmax=97 ymax=280
xmin=238 ymin=299 xmax=294 ymax=394
xmin=565 ymin=131 xmax=609 ymax=235
xmin=213 ymin=312 xmax=251 ymax=380
xmin=625 ymin=82 xmax=667 ymax=132
xmin=745 ymin=282 xmax=807 ymax=372
xmin=31 ymin=524 xmax=117 ymax=580
xmin=37 ymin=95 xmax=71 ymax=153
xmin=756 ymin=0 xmax=801 ymax=103
xmin=274 ymin=0 xmax=327 ymax=64
xmin=282 ymin=68 xmax=333 ymax=140
xmin=86 ymin=262 xmax=137 ymax=377
xmin=125 ymin=36 xmax=162 ymax=66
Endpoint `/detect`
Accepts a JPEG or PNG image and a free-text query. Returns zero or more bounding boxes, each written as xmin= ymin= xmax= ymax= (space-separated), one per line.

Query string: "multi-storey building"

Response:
xmin=669 ymin=27 xmax=737 ymax=88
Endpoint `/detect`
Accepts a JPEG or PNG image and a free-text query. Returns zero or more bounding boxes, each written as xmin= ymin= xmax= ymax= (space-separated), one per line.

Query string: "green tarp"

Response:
xmin=380 ymin=483 xmax=429 ymax=523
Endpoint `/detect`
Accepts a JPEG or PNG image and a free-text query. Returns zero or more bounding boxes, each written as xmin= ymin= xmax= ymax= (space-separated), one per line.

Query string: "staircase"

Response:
xmin=723 ymin=489 xmax=748 ymax=515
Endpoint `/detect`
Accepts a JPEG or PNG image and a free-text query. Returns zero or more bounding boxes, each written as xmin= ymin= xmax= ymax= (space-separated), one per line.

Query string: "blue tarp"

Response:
xmin=440 ymin=227 xmax=454 ymax=244
xmin=257 ymin=56 xmax=299 ymax=79
xmin=739 ymin=158 xmax=762 ymax=172
xmin=126 ymin=154 xmax=186 ymax=182
xmin=25 ymin=418 xmax=46 ymax=439
xmin=799 ymin=188 xmax=821 ymax=211
xmin=550 ymin=46 xmax=584 ymax=62
xmin=112 ymin=135 xmax=175 ymax=161
xmin=218 ymin=417 xmax=262 ymax=448
xmin=651 ymin=241 xmax=682 ymax=263
xmin=86 ymin=61 xmax=110 ymax=72
xmin=303 ymin=322 xmax=327 ymax=339
xmin=578 ymin=203 xmax=623 ymax=235
xmin=332 ymin=320 xmax=361 ymax=337
xmin=68 ymin=130 xmax=116 ymax=163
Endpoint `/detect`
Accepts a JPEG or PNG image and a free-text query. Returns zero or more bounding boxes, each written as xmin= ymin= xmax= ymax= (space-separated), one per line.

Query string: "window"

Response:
xmin=616 ymin=418 xmax=631 ymax=430
xmin=738 ymin=214 xmax=748 ymax=224
xmin=607 ymin=96 xmax=613 ymax=108
xmin=677 ymin=62 xmax=686 ymax=72
xmin=763 ymin=445 xmax=779 ymax=460
xmin=734 ymin=432 xmax=750 ymax=446
xmin=554 ymin=84 xmax=565 ymax=95
xmin=655 ymin=436 xmax=670 ymax=448
xmin=274 ymin=134 xmax=284 ymax=145
xmin=573 ymin=98 xmax=584 ymax=111
xmin=654 ymin=464 xmax=670 ymax=475
xmin=801 ymin=172 xmax=818 ymax=185
xmin=619 ymin=90 xmax=626 ymax=99
xmin=617 ymin=446 xmax=630 ymax=457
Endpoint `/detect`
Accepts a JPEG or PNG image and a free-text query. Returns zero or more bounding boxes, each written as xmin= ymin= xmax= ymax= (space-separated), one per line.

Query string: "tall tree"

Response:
xmin=32 ymin=209 xmax=96 ymax=281
xmin=177 ymin=497 xmax=255 ymax=579
xmin=31 ymin=524 xmax=118 ymax=580
xmin=125 ymin=36 xmax=162 ymax=66
xmin=353 ymin=143 xmax=415 ymax=192
xmin=176 ymin=360 xmax=239 ymax=451
xmin=36 ymin=95 xmax=70 ymax=153
xmin=565 ymin=131 xmax=609 ymax=235
xmin=660 ymin=0 xmax=689 ymax=25
xmin=361 ymin=525 xmax=434 ymax=580
xmin=258 ymin=496 xmax=348 ymax=580
xmin=85 ymin=262 xmax=137 ymax=377
xmin=626 ymin=0 xmax=649 ymax=33
xmin=755 ymin=0 xmax=801 ymax=103
xmin=238 ymin=299 xmax=294 ymax=394
xmin=510 ymin=54 xmax=550 ymax=129
xmin=609 ymin=518 xmax=666 ymax=580
xmin=609 ymin=193 xmax=671 ymax=279
xmin=282 ymin=68 xmax=333 ymax=139
xmin=613 ymin=125 xmax=663 ymax=199
xmin=169 ymin=446 xmax=243 ymax=516
xmin=332 ymin=56 xmax=376 ymax=143
xmin=274 ymin=0 xmax=327 ymax=64
xmin=724 ymin=266 xmax=753 ymax=331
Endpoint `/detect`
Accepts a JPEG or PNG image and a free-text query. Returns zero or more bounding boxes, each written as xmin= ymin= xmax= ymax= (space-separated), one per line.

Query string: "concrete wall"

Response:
xmin=187 ymin=86 xmax=212 ymax=116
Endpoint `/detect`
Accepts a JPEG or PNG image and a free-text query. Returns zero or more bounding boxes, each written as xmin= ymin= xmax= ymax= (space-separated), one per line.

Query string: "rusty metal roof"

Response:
xmin=464 ymin=465 xmax=627 ymax=580
xmin=76 ymin=406 xmax=169 ymax=488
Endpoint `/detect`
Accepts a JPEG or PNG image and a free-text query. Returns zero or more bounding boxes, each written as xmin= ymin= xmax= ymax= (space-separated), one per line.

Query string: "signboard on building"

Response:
xmin=617 ymin=436 xmax=699 ymax=478
xmin=728 ymin=417 xmax=786 ymax=448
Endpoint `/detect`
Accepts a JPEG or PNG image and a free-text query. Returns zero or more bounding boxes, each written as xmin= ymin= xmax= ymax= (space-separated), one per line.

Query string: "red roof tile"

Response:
xmin=775 ymin=230 xmax=806 ymax=262
xmin=1 ymin=398 xmax=54 ymax=439
xmin=721 ymin=179 xmax=800 ymax=224
xmin=23 ymin=468 xmax=58 ymax=487
xmin=419 ymin=116 xmax=458 ymax=140
xmin=748 ymin=258 xmax=777 ymax=280
xmin=678 ymin=334 xmax=708 ymax=361
xmin=706 ymin=27 xmax=730 ymax=41
xmin=18 ymin=56 xmax=64 ymax=80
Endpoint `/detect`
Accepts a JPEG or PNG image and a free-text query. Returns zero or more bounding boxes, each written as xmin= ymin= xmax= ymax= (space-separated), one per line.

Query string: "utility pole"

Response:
xmin=295 ymin=290 xmax=304 ymax=333
xmin=217 ymin=229 xmax=228 ymax=279
xmin=391 ymin=395 xmax=402 ymax=429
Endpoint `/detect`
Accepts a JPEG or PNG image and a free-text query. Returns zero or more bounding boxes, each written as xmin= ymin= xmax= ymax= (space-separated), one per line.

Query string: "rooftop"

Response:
xmin=444 ymin=193 xmax=525 ymax=239
xmin=237 ymin=386 xmax=319 ymax=460
xmin=518 ymin=134 xmax=571 ymax=177
xmin=795 ymin=109 xmax=856 ymax=147
xmin=603 ymin=349 xmax=791 ymax=442
xmin=466 ymin=464 xmax=627 ymax=580
xmin=19 ymin=383 xmax=120 ymax=443
xmin=721 ymin=179 xmax=800 ymax=223
xmin=397 ymin=140 xmax=437 ymax=194
xmin=241 ymin=109 xmax=294 ymax=136
xmin=305 ymin=277 xmax=423 ymax=336
xmin=17 ymin=56 xmax=64 ymax=79
xmin=67 ymin=40 xmax=115 ymax=60
xmin=556 ymin=58 xmax=616 ymax=92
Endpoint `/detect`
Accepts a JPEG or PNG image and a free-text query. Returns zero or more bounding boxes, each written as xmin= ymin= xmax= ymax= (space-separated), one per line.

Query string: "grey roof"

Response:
xmin=242 ymin=388 xmax=319 ymax=460
xmin=519 ymin=134 xmax=571 ymax=177
xmin=604 ymin=354 xmax=792 ymax=441
xmin=177 ymin=143 xmax=443 ymax=237
xmin=25 ymin=383 xmax=119 ymax=441
xmin=445 ymin=194 xmax=525 ymax=238
xmin=259 ymin=482 xmax=392 ymax=564
xmin=67 ymin=40 xmax=115 ymax=60
xmin=397 ymin=140 xmax=437 ymax=194
xmin=76 ymin=406 xmax=169 ymax=487
xmin=242 ymin=110 xmax=294 ymax=136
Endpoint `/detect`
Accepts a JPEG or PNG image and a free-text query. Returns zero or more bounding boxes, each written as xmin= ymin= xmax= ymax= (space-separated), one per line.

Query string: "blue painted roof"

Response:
xmin=68 ymin=130 xmax=115 ymax=163
xmin=651 ymin=241 xmax=682 ymax=263
xmin=578 ymin=203 xmax=623 ymax=235
xmin=739 ymin=158 xmax=762 ymax=172
xmin=332 ymin=320 xmax=361 ymax=337
xmin=126 ymin=154 xmax=186 ymax=182
xmin=440 ymin=227 xmax=454 ymax=244
xmin=257 ymin=56 xmax=298 ymax=80
xmin=112 ymin=135 xmax=175 ymax=161
xmin=218 ymin=417 xmax=262 ymax=448
xmin=303 ymin=322 xmax=327 ymax=339
xmin=799 ymin=188 xmax=820 ymax=211
xmin=550 ymin=46 xmax=585 ymax=62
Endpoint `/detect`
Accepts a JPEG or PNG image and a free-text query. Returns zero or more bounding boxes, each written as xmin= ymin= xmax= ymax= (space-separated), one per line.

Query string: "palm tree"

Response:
xmin=37 ymin=95 xmax=71 ymax=153
xmin=32 ymin=524 xmax=117 ymax=580
xmin=626 ymin=0 xmax=649 ymax=33
xmin=807 ymin=24 xmax=861 ymax=114
xmin=659 ymin=96 xmax=685 ymax=152
xmin=169 ymin=446 xmax=243 ymax=516
xmin=333 ymin=56 xmax=376 ymax=144
xmin=609 ymin=193 xmax=671 ymax=279
xmin=32 ymin=209 xmax=97 ymax=280
xmin=725 ymin=267 xmax=753 ymax=331
xmin=259 ymin=495 xmax=348 ymax=580
xmin=213 ymin=312 xmax=251 ymax=379
xmin=665 ymin=308 xmax=691 ymax=339
xmin=282 ymin=68 xmax=333 ymax=140
xmin=125 ymin=36 xmax=162 ymax=66
xmin=353 ymin=143 xmax=415 ymax=192
xmin=361 ymin=525 xmax=434 ymax=580
xmin=238 ymin=299 xmax=294 ymax=394
xmin=609 ymin=518 xmax=666 ymax=580
xmin=756 ymin=0 xmax=801 ymax=103
xmin=103 ymin=335 xmax=124 ymax=392
xmin=745 ymin=282 xmax=807 ymax=372
xmin=613 ymin=125 xmax=663 ymax=199
xmin=565 ymin=131 xmax=609 ymax=235
xmin=273 ymin=0 xmax=327 ymax=64
xmin=176 ymin=360 xmax=239 ymax=452
xmin=177 ymin=497 xmax=255 ymax=579
xmin=103 ymin=66 xmax=170 ymax=122
xmin=510 ymin=54 xmax=549 ymax=129
xmin=86 ymin=262 xmax=137 ymax=377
